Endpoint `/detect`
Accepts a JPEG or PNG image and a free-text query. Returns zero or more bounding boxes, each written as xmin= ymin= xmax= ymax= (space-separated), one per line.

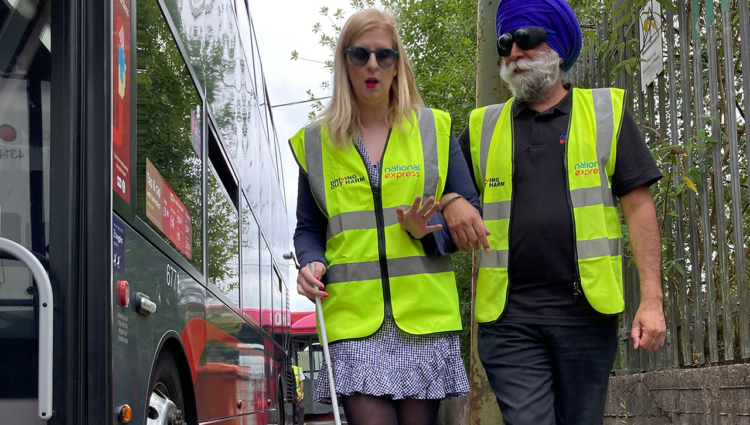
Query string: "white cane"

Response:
xmin=311 ymin=263 xmax=342 ymax=425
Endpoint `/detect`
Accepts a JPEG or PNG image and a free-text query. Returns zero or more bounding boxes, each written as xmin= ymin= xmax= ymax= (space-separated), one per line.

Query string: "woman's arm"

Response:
xmin=294 ymin=170 xmax=328 ymax=267
xmin=294 ymin=169 xmax=328 ymax=300
xmin=421 ymin=135 xmax=485 ymax=258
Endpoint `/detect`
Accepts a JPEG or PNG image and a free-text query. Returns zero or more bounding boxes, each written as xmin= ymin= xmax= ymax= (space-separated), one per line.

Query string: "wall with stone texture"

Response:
xmin=605 ymin=364 xmax=750 ymax=424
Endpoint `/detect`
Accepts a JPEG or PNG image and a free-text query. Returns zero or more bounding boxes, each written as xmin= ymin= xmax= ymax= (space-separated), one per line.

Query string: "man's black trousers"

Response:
xmin=294 ymin=401 xmax=305 ymax=425
xmin=478 ymin=321 xmax=618 ymax=425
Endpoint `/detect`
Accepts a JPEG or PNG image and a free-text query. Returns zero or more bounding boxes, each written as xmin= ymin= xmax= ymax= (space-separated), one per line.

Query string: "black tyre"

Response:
xmin=278 ymin=383 xmax=286 ymax=425
xmin=146 ymin=350 xmax=186 ymax=425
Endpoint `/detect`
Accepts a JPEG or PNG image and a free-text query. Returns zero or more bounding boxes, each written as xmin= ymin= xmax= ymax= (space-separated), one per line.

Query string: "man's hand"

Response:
xmin=297 ymin=395 xmax=303 ymax=403
xmin=395 ymin=196 xmax=443 ymax=239
xmin=441 ymin=194 xmax=491 ymax=253
xmin=631 ymin=298 xmax=666 ymax=351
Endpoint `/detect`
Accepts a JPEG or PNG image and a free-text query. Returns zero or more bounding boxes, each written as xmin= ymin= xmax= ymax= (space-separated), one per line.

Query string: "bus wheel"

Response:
xmin=147 ymin=351 xmax=186 ymax=425
xmin=278 ymin=386 xmax=286 ymax=425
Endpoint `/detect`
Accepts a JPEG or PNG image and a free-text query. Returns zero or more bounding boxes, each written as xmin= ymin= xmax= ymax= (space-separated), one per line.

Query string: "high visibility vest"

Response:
xmin=289 ymin=108 xmax=462 ymax=343
xmin=292 ymin=365 xmax=303 ymax=398
xmin=469 ymin=88 xmax=626 ymax=323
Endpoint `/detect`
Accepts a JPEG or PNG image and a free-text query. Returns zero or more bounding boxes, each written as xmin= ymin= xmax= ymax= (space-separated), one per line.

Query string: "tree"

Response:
xmin=382 ymin=0 xmax=477 ymax=132
xmin=291 ymin=0 xmax=477 ymax=131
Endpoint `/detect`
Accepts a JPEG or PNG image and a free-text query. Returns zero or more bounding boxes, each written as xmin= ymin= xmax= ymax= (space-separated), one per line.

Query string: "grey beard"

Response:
xmin=500 ymin=49 xmax=561 ymax=104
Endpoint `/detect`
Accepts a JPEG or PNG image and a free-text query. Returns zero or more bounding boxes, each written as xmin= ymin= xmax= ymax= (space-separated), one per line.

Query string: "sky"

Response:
xmin=250 ymin=0 xmax=355 ymax=312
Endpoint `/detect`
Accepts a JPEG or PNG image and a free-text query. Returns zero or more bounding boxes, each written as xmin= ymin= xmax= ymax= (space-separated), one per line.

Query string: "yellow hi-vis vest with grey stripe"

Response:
xmin=289 ymin=108 xmax=461 ymax=343
xmin=292 ymin=365 xmax=303 ymax=398
xmin=469 ymin=88 xmax=626 ymax=323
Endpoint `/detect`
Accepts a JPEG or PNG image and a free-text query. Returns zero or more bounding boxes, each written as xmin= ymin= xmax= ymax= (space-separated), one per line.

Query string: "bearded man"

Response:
xmin=440 ymin=0 xmax=667 ymax=423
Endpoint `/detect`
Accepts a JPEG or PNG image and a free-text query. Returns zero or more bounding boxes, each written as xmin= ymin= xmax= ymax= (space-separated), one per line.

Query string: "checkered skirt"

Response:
xmin=314 ymin=315 xmax=470 ymax=404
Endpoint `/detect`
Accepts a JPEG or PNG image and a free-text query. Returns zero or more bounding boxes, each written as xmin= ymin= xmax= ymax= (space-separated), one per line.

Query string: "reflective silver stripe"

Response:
xmin=577 ymin=237 xmax=622 ymax=260
xmin=480 ymin=103 xmax=505 ymax=181
xmin=327 ymin=261 xmax=381 ymax=284
xmin=418 ymin=108 xmax=439 ymax=200
xmin=327 ymin=256 xmax=453 ymax=284
xmin=327 ymin=210 xmax=378 ymax=239
xmin=483 ymin=200 xmax=512 ymax=221
xmin=570 ymin=186 xmax=616 ymax=208
xmin=592 ymin=89 xmax=615 ymax=209
xmin=388 ymin=255 xmax=453 ymax=278
xmin=610 ymin=238 xmax=622 ymax=257
xmin=479 ymin=250 xmax=509 ymax=268
xmin=328 ymin=204 xmax=438 ymax=239
xmin=304 ymin=125 xmax=328 ymax=216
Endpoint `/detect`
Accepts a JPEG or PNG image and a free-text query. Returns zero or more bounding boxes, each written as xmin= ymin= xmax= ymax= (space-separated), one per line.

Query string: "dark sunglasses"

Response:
xmin=344 ymin=46 xmax=399 ymax=68
xmin=496 ymin=26 xmax=557 ymax=57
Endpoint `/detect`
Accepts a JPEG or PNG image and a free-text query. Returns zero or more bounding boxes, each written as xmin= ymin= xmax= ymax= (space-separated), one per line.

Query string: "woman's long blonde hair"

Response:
xmin=318 ymin=9 xmax=423 ymax=148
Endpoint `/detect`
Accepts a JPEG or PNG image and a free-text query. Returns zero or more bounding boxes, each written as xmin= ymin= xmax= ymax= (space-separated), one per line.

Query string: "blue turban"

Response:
xmin=496 ymin=0 xmax=582 ymax=71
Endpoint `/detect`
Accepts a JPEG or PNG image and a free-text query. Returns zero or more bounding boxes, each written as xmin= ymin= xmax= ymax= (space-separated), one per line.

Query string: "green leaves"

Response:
xmin=291 ymin=0 xmax=477 ymax=129
xmin=383 ymin=0 xmax=477 ymax=130
xmin=613 ymin=1 xmax=628 ymax=17
xmin=655 ymin=0 xmax=677 ymax=12
xmin=682 ymin=175 xmax=698 ymax=193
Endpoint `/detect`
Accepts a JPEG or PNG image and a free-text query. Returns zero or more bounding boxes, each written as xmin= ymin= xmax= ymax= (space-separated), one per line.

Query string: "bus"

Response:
xmin=0 ymin=0 xmax=293 ymax=424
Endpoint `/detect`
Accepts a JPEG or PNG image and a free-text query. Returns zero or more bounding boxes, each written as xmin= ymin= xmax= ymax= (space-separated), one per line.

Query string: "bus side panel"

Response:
xmin=111 ymin=217 xmax=206 ymax=424
xmin=200 ymin=292 xmax=269 ymax=422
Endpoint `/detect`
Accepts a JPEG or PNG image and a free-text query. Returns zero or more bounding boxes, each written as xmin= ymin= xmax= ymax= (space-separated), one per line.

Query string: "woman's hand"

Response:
xmin=297 ymin=261 xmax=328 ymax=302
xmin=396 ymin=196 xmax=443 ymax=239
xmin=441 ymin=194 xmax=491 ymax=253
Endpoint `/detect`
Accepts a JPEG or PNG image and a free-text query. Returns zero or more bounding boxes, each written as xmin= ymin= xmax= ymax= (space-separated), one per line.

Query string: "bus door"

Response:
xmin=0 ymin=1 xmax=54 ymax=423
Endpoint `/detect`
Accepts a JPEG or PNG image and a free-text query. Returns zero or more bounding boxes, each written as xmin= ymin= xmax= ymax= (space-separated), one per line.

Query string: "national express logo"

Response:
xmin=384 ymin=164 xmax=421 ymax=180
xmin=330 ymin=174 xmax=366 ymax=190
xmin=574 ymin=161 xmax=600 ymax=177
xmin=485 ymin=177 xmax=505 ymax=188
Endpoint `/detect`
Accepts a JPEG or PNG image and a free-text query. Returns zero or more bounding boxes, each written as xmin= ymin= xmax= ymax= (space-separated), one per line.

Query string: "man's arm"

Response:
xmin=620 ymin=185 xmax=665 ymax=352
xmin=441 ymin=126 xmax=491 ymax=252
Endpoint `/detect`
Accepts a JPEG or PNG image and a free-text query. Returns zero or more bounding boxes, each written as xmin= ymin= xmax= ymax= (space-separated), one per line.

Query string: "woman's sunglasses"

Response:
xmin=496 ymin=27 xmax=557 ymax=57
xmin=344 ymin=46 xmax=399 ymax=68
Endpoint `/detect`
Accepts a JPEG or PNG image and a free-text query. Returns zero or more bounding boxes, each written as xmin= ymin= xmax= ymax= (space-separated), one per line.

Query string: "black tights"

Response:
xmin=341 ymin=393 xmax=441 ymax=425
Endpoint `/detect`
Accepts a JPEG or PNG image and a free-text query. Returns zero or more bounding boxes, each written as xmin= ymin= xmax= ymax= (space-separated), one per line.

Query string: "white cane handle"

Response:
xmin=311 ymin=263 xmax=342 ymax=425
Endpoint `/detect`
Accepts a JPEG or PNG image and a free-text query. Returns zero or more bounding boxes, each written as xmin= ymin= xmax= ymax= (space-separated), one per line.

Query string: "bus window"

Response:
xmin=136 ymin=0 xmax=203 ymax=271
xmin=271 ymin=181 xmax=287 ymax=262
xmin=241 ymin=196 xmax=261 ymax=323
xmin=238 ymin=63 xmax=260 ymax=213
xmin=311 ymin=343 xmax=323 ymax=381
xmin=0 ymin=0 xmax=52 ymax=415
xmin=260 ymin=242 xmax=272 ymax=332
xmin=161 ymin=0 xmax=206 ymax=90
xmin=258 ymin=134 xmax=273 ymax=240
xmin=272 ymin=269 xmax=282 ymax=345
xmin=251 ymin=28 xmax=269 ymax=142
xmin=204 ymin=0 xmax=241 ymax=155
xmin=207 ymin=163 xmax=239 ymax=306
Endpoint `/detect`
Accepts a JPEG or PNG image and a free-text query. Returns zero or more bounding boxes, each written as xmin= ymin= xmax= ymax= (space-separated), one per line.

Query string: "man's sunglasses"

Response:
xmin=496 ymin=27 xmax=557 ymax=57
xmin=344 ymin=46 xmax=399 ymax=68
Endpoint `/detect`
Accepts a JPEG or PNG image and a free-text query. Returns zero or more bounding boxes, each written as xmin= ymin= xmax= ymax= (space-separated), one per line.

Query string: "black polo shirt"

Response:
xmin=458 ymin=85 xmax=662 ymax=326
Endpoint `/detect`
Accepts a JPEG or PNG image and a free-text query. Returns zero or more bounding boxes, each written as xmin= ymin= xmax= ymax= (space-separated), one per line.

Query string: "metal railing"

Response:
xmin=570 ymin=0 xmax=750 ymax=373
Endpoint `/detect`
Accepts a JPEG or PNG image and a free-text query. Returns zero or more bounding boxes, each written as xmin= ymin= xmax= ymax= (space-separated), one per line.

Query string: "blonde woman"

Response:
xmin=290 ymin=9 xmax=483 ymax=424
